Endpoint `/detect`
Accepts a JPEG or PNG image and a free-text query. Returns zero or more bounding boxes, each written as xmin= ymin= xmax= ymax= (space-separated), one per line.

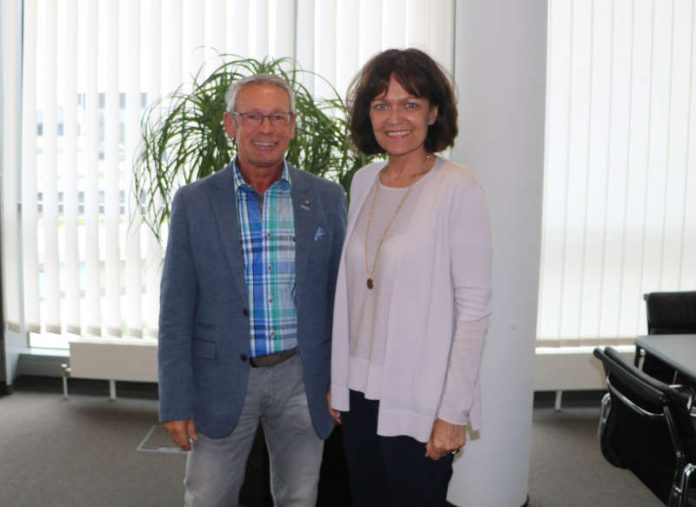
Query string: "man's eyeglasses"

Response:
xmin=231 ymin=111 xmax=294 ymax=128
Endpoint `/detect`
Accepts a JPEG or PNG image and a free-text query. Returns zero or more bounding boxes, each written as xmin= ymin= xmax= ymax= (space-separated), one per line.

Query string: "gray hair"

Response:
xmin=225 ymin=74 xmax=296 ymax=113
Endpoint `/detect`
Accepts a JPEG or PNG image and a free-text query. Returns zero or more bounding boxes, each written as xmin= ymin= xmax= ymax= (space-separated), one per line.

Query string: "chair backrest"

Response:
xmin=594 ymin=346 xmax=696 ymax=503
xmin=644 ymin=291 xmax=696 ymax=335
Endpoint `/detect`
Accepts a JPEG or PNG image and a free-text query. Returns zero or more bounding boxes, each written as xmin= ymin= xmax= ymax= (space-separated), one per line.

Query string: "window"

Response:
xmin=1 ymin=0 xmax=454 ymax=348
xmin=539 ymin=0 xmax=696 ymax=347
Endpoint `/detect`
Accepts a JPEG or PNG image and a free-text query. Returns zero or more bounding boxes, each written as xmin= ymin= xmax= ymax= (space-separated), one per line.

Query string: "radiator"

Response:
xmin=66 ymin=338 xmax=158 ymax=398
xmin=533 ymin=345 xmax=635 ymax=409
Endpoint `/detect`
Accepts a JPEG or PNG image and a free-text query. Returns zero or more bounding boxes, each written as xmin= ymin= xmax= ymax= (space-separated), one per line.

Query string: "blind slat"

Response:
xmin=60 ymin=0 xmax=81 ymax=334
xmin=124 ymin=0 xmax=142 ymax=337
xmin=22 ymin=0 xmax=40 ymax=332
xmin=83 ymin=0 xmax=102 ymax=336
xmin=104 ymin=0 xmax=121 ymax=337
xmin=273 ymin=0 xmax=295 ymax=59
xmin=40 ymin=0 xmax=61 ymax=332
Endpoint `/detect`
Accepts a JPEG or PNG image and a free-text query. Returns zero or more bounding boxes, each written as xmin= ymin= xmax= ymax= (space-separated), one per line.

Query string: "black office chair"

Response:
xmin=594 ymin=346 xmax=696 ymax=506
xmin=635 ymin=291 xmax=696 ymax=383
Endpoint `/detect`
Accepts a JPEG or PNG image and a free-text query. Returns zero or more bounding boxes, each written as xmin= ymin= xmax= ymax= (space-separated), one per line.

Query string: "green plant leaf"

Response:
xmin=134 ymin=54 xmax=372 ymax=240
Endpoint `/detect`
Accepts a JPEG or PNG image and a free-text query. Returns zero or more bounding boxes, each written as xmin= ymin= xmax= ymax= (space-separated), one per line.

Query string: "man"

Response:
xmin=158 ymin=74 xmax=346 ymax=506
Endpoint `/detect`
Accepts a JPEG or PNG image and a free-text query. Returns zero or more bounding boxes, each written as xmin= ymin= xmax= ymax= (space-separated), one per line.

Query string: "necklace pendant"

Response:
xmin=367 ymin=278 xmax=374 ymax=290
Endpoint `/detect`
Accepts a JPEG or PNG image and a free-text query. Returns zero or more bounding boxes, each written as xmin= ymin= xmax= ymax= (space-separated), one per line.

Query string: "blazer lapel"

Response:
xmin=210 ymin=164 xmax=248 ymax=304
xmin=290 ymin=165 xmax=317 ymax=308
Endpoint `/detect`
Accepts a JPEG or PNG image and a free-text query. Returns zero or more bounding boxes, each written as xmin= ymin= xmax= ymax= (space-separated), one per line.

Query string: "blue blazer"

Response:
xmin=158 ymin=162 xmax=347 ymax=439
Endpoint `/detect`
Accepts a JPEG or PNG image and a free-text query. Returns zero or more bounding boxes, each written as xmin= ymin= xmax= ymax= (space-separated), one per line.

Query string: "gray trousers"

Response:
xmin=184 ymin=354 xmax=324 ymax=507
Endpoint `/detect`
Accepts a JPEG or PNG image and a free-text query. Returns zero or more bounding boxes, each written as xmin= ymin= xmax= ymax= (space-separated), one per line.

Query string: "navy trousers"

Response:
xmin=341 ymin=390 xmax=454 ymax=507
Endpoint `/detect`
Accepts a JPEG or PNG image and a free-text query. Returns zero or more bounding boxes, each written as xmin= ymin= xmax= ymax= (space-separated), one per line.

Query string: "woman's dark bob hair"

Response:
xmin=347 ymin=48 xmax=458 ymax=155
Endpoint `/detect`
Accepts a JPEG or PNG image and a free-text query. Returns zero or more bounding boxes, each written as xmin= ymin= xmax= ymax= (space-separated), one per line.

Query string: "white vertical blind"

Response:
xmin=141 ymin=0 xmax=164 ymax=341
xmin=60 ymin=0 xmax=81 ymax=336
xmin=38 ymin=0 xmax=61 ymax=333
xmin=103 ymin=0 xmax=121 ymax=338
xmin=358 ymin=1 xmax=382 ymax=65
xmin=313 ymin=0 xmax=338 ymax=99
xmin=227 ymin=0 xmax=250 ymax=58
xmin=21 ymin=0 xmax=40 ymax=334
xmin=205 ymin=0 xmax=226 ymax=65
xmin=539 ymin=0 xmax=696 ymax=347
xmin=253 ymin=0 xmax=271 ymax=59
xmin=273 ymin=0 xmax=295 ymax=58
xmin=6 ymin=0 xmax=454 ymax=349
xmin=124 ymin=0 xmax=143 ymax=338
xmin=82 ymin=0 xmax=102 ymax=339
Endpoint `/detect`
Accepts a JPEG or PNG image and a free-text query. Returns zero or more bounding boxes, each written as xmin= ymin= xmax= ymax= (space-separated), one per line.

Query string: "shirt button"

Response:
xmin=270 ymin=331 xmax=275 ymax=337
xmin=268 ymin=297 xmax=273 ymax=304
xmin=242 ymin=308 xmax=249 ymax=317
xmin=239 ymin=354 xmax=248 ymax=362
xmin=267 ymin=264 xmax=272 ymax=271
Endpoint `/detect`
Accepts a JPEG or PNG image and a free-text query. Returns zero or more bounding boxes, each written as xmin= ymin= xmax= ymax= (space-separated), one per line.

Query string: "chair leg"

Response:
xmin=679 ymin=463 xmax=695 ymax=507
xmin=669 ymin=462 xmax=696 ymax=507
xmin=634 ymin=346 xmax=643 ymax=368
xmin=598 ymin=393 xmax=611 ymax=442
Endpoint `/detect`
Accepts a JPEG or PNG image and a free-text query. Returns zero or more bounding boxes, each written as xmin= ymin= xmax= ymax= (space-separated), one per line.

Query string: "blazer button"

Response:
xmin=240 ymin=354 xmax=248 ymax=362
xmin=242 ymin=308 xmax=249 ymax=317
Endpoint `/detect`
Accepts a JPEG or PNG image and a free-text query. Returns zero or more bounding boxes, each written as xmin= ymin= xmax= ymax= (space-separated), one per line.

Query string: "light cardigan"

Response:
xmin=330 ymin=157 xmax=492 ymax=442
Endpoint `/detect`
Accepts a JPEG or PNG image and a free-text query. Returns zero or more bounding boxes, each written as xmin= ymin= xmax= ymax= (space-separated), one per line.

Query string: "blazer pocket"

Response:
xmin=192 ymin=339 xmax=217 ymax=359
xmin=195 ymin=322 xmax=218 ymax=339
xmin=311 ymin=234 xmax=330 ymax=251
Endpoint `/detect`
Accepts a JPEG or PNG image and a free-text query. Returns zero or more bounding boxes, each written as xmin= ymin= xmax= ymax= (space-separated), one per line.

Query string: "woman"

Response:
xmin=329 ymin=48 xmax=492 ymax=506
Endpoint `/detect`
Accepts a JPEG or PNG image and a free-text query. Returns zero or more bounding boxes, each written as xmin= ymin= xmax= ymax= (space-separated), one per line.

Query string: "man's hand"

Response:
xmin=425 ymin=418 xmax=466 ymax=461
xmin=327 ymin=391 xmax=341 ymax=424
xmin=163 ymin=418 xmax=199 ymax=451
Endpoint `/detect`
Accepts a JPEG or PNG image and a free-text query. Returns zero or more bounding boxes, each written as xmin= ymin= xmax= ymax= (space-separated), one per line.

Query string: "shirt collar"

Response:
xmin=232 ymin=157 xmax=292 ymax=193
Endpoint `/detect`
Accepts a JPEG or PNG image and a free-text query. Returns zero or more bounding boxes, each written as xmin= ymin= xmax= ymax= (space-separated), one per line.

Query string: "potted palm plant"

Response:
xmin=134 ymin=55 xmax=372 ymax=239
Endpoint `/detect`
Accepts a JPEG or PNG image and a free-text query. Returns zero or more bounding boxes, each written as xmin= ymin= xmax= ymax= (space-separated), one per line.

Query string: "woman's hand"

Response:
xmin=425 ymin=418 xmax=466 ymax=460
xmin=327 ymin=391 xmax=342 ymax=424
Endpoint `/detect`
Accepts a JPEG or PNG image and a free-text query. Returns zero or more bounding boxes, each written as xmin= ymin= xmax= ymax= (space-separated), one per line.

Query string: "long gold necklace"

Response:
xmin=364 ymin=154 xmax=433 ymax=290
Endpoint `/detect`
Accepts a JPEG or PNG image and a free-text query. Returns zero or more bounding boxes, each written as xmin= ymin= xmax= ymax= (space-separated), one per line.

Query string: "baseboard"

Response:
xmin=0 ymin=381 xmax=13 ymax=396
xmin=533 ymin=389 xmax=606 ymax=409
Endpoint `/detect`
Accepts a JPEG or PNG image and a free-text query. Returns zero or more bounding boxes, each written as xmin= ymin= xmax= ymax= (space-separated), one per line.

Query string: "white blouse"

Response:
xmin=345 ymin=169 xmax=435 ymax=400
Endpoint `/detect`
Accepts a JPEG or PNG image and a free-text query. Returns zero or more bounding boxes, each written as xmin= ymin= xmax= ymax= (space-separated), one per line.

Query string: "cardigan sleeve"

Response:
xmin=436 ymin=178 xmax=492 ymax=428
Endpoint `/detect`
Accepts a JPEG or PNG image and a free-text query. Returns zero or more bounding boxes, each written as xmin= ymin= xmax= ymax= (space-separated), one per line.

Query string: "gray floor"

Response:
xmin=0 ymin=379 xmax=186 ymax=507
xmin=529 ymin=407 xmax=661 ymax=506
xmin=0 ymin=379 xmax=663 ymax=507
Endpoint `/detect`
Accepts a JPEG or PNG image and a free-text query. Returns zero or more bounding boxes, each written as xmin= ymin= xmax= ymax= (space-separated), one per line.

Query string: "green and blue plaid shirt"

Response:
xmin=233 ymin=159 xmax=297 ymax=357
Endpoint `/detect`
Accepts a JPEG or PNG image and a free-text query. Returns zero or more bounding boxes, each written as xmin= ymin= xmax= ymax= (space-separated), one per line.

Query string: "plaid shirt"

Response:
xmin=233 ymin=159 xmax=297 ymax=357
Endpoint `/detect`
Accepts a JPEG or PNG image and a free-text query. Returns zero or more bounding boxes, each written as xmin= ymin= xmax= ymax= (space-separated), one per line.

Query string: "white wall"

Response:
xmin=1 ymin=0 xmax=27 ymax=386
xmin=449 ymin=1 xmax=547 ymax=505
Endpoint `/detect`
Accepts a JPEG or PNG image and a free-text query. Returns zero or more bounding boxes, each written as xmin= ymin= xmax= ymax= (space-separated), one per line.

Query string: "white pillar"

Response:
xmin=448 ymin=1 xmax=547 ymax=506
